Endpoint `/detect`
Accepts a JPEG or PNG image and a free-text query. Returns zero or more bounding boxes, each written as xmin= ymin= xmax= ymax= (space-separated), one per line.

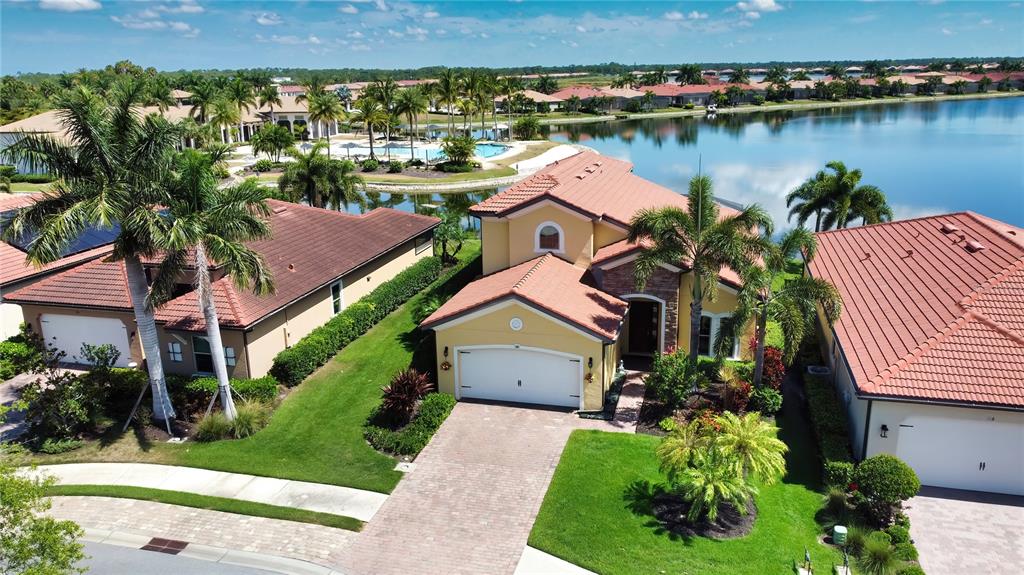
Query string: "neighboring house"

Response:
xmin=420 ymin=151 xmax=753 ymax=411
xmin=494 ymin=90 xmax=564 ymax=113
xmin=808 ymin=212 xmax=1024 ymax=496
xmin=0 ymin=193 xmax=116 ymax=340
xmin=7 ymin=201 xmax=439 ymax=376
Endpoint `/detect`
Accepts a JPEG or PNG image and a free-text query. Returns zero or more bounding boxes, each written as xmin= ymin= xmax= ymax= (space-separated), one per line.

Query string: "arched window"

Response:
xmin=535 ymin=221 xmax=564 ymax=253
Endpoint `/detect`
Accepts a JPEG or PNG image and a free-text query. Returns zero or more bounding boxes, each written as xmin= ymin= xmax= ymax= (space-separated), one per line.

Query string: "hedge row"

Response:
xmin=185 ymin=375 xmax=279 ymax=403
xmin=270 ymin=256 xmax=444 ymax=387
xmin=0 ymin=166 xmax=57 ymax=183
xmin=805 ymin=371 xmax=855 ymax=486
xmin=363 ymin=393 xmax=456 ymax=455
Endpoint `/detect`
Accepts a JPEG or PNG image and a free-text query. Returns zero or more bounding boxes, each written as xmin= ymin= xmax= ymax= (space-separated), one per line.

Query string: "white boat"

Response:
xmin=706 ymin=103 xmax=718 ymax=114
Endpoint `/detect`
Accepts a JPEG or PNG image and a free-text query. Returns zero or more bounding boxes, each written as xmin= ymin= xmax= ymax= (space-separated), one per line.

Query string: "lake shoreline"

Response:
xmin=537 ymin=91 xmax=1024 ymax=126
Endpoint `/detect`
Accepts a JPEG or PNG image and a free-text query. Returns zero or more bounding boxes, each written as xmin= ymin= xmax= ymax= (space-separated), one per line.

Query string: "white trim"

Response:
xmin=534 ymin=220 xmax=565 ymax=254
xmin=330 ymin=279 xmax=345 ymax=314
xmin=429 ymin=298 xmax=605 ymax=342
xmin=620 ymin=293 xmax=666 ymax=354
xmin=506 ymin=199 xmax=592 ymax=222
xmin=453 ymin=344 xmax=585 ymax=410
xmin=699 ymin=311 xmax=740 ymax=360
xmin=595 ymin=252 xmax=682 ymax=273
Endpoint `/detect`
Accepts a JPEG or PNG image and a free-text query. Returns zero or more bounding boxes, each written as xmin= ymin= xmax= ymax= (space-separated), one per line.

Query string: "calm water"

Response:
xmin=355 ymin=98 xmax=1024 ymax=228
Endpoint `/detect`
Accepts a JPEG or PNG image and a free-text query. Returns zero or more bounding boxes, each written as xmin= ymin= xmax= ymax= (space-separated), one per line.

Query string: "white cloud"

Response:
xmin=941 ymin=27 xmax=954 ymax=35
xmin=664 ymin=11 xmax=684 ymax=21
xmin=736 ymin=0 xmax=782 ymax=12
xmin=373 ymin=0 xmax=388 ymax=10
xmin=351 ymin=43 xmax=371 ymax=51
xmin=255 ymin=12 xmax=282 ymax=26
xmin=308 ymin=34 xmax=321 ymax=44
xmin=339 ymin=4 xmax=358 ymax=14
xmin=575 ymin=25 xmax=586 ymax=32
xmin=979 ymin=18 xmax=993 ymax=25
xmin=849 ymin=13 xmax=878 ymax=24
xmin=479 ymin=32 xmax=489 ymax=38
xmin=387 ymin=28 xmax=404 ymax=37
xmin=111 ymin=14 xmax=198 ymax=37
xmin=435 ymin=29 xmax=447 ymax=36
xmin=406 ymin=25 xmax=428 ymax=39
xmin=423 ymin=10 xmax=439 ymax=18
xmin=688 ymin=11 xmax=708 ymax=19
xmin=347 ymin=30 xmax=364 ymax=39
xmin=890 ymin=204 xmax=948 ymax=221
xmin=39 ymin=0 xmax=100 ymax=11
xmin=561 ymin=39 xmax=578 ymax=48
xmin=527 ymin=41 xmax=537 ymax=48
xmin=707 ymin=162 xmax=818 ymax=230
xmin=155 ymin=0 xmax=203 ymax=14
xmin=744 ymin=11 xmax=761 ymax=19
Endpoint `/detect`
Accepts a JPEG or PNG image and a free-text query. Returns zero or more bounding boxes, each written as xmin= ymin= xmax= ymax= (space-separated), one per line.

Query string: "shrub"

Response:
xmin=647 ymin=349 xmax=710 ymax=409
xmin=22 ymin=370 xmax=102 ymax=440
xmin=194 ymin=412 xmax=231 ymax=442
xmin=684 ymin=102 xmax=695 ymax=110
xmin=858 ymin=535 xmax=899 ymax=575
xmin=749 ymin=386 xmax=782 ymax=415
xmin=440 ymin=135 xmax=476 ymax=166
xmin=896 ymin=565 xmax=925 ymax=575
xmin=79 ymin=343 xmax=121 ymax=369
xmin=824 ymin=460 xmax=855 ymax=488
xmin=824 ymin=486 xmax=850 ymax=522
xmin=185 ymin=375 xmax=278 ymax=405
xmin=9 ymin=173 xmax=56 ymax=184
xmin=361 ymin=158 xmax=379 ymax=172
xmin=854 ymin=454 xmax=921 ymax=505
xmin=513 ymin=116 xmax=541 ymax=140
xmin=36 ymin=438 xmax=84 ymax=454
xmin=753 ymin=95 xmax=766 ymax=106
xmin=658 ymin=417 xmax=678 ymax=432
xmin=893 ymin=542 xmax=918 ymax=562
xmin=885 ymin=524 xmax=910 ymax=545
xmin=804 ymin=372 xmax=854 ymax=482
xmin=230 ymin=399 xmax=271 ymax=438
xmin=387 ymin=160 xmax=403 ymax=173
xmin=0 ymin=339 xmax=42 ymax=380
xmin=724 ymin=380 xmax=751 ymax=412
xmin=407 ymin=158 xmax=425 ymax=167
xmin=252 ymin=159 xmax=274 ymax=172
xmin=0 ymin=165 xmax=15 ymax=178
xmin=846 ymin=526 xmax=870 ymax=557
xmin=437 ymin=161 xmax=474 ymax=173
xmin=759 ymin=345 xmax=786 ymax=389
xmin=364 ymin=392 xmax=455 ymax=455
xmin=270 ymin=256 xmax=447 ymax=387
xmin=380 ymin=369 xmax=434 ymax=424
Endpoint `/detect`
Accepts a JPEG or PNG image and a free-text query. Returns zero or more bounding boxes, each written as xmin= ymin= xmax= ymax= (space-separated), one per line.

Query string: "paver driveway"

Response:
xmin=342 ymin=401 xmax=605 ymax=575
xmin=905 ymin=487 xmax=1024 ymax=575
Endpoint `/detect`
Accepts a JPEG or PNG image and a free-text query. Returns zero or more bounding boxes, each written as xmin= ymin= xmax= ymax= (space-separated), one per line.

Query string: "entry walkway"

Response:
xmin=28 ymin=463 xmax=387 ymax=522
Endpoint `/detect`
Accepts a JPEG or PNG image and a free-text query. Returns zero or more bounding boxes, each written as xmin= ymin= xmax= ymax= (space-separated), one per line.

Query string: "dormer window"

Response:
xmin=535 ymin=221 xmax=564 ymax=253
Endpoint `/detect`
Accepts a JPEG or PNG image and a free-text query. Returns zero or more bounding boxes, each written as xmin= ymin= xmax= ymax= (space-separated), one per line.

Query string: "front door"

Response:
xmin=627 ymin=300 xmax=660 ymax=355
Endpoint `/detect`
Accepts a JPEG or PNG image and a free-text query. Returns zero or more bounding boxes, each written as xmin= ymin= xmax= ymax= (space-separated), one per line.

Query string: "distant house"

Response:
xmin=0 ymin=193 xmax=115 ymax=340
xmin=7 ymin=202 xmax=439 ymax=375
xmin=808 ymin=212 xmax=1024 ymax=496
xmin=494 ymin=90 xmax=564 ymax=113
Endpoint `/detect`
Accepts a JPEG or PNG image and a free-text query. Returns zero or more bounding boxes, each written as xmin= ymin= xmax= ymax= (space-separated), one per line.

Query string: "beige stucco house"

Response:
xmin=7 ymin=201 xmax=438 ymax=378
xmin=421 ymin=151 xmax=754 ymax=411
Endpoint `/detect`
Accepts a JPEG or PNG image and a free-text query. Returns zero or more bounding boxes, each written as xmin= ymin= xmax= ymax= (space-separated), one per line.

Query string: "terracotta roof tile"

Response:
xmin=808 ymin=212 xmax=1024 ymax=408
xmin=6 ymin=202 xmax=439 ymax=331
xmin=421 ymin=254 xmax=627 ymax=341
xmin=592 ymin=238 xmax=743 ymax=286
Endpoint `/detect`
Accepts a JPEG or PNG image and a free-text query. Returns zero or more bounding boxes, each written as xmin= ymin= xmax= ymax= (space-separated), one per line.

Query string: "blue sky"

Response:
xmin=2 ymin=1 xmax=1022 ymax=74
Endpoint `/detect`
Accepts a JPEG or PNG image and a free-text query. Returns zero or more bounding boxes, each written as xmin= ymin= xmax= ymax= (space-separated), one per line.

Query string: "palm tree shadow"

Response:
xmin=623 ymin=479 xmax=696 ymax=545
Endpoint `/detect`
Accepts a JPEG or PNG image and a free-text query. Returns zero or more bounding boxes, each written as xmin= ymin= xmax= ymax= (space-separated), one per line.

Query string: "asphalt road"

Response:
xmin=82 ymin=542 xmax=279 ymax=574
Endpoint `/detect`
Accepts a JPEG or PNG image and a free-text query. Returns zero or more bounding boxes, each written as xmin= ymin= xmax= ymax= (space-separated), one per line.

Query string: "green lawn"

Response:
xmin=34 ymin=242 xmax=481 ymax=495
xmin=362 ymin=166 xmax=517 ymax=184
xmin=529 ymin=397 xmax=843 ymax=574
xmin=47 ymin=485 xmax=362 ymax=531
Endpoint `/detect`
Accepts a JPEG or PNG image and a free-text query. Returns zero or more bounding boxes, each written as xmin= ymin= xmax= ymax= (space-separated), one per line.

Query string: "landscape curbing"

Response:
xmin=25 ymin=463 xmax=387 ymax=522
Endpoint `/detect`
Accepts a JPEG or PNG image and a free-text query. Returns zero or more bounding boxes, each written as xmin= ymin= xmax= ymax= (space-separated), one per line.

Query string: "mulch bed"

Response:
xmin=636 ymin=382 xmax=727 ymax=436
xmin=652 ymin=492 xmax=758 ymax=540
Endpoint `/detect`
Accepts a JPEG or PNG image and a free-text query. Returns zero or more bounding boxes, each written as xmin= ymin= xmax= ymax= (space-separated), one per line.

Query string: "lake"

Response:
xmin=355 ymin=97 xmax=1024 ymax=228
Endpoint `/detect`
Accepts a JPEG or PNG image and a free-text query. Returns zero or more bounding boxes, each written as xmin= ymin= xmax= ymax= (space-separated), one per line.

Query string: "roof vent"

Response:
xmin=287 ymin=263 xmax=296 ymax=272
xmin=273 ymin=205 xmax=288 ymax=214
xmin=940 ymin=222 xmax=959 ymax=234
xmin=861 ymin=252 xmax=872 ymax=261
xmin=903 ymin=248 xmax=914 ymax=258
xmin=965 ymin=240 xmax=985 ymax=253
xmin=576 ymin=173 xmax=586 ymax=180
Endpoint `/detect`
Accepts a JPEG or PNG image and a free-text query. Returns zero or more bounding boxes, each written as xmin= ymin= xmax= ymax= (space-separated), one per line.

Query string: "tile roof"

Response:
xmin=6 ymin=202 xmax=439 ymax=331
xmin=469 ymin=151 xmax=740 ymax=228
xmin=493 ymin=89 xmax=563 ymax=103
xmin=420 ymin=254 xmax=627 ymax=341
xmin=549 ymin=86 xmax=608 ymax=100
xmin=808 ymin=212 xmax=1024 ymax=408
xmin=0 ymin=193 xmax=114 ymax=287
xmin=592 ymin=238 xmax=743 ymax=287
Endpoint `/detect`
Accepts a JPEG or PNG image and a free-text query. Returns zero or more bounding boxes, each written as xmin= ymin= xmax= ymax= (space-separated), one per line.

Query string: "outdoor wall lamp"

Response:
xmin=443 ymin=346 xmax=449 ymax=359
xmin=880 ymin=424 xmax=889 ymax=438
xmin=588 ymin=357 xmax=593 ymax=369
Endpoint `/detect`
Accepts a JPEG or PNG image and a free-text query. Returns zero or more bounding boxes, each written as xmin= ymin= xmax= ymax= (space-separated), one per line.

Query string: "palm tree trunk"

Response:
xmin=814 ymin=211 xmax=822 ymax=232
xmin=689 ymin=270 xmax=705 ymax=362
xmin=124 ymin=256 xmax=176 ymax=423
xmin=752 ymin=309 xmax=768 ymax=387
xmin=368 ymin=126 xmax=376 ymax=159
xmin=408 ymin=113 xmax=415 ymax=160
xmin=196 ymin=246 xmax=237 ymax=420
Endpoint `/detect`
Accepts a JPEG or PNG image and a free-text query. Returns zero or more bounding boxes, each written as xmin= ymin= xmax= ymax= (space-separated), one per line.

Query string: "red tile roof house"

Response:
xmin=6 ymin=201 xmax=438 ymax=376
xmin=419 ymin=151 xmax=755 ymax=411
xmin=0 ymin=193 xmax=115 ymax=340
xmin=808 ymin=212 xmax=1024 ymax=495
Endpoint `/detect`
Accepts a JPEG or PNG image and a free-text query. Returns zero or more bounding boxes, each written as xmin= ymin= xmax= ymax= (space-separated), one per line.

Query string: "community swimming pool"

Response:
xmin=329 ymin=142 xmax=509 ymax=162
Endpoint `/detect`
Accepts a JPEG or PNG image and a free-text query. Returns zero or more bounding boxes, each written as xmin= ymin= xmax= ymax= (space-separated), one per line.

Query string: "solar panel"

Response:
xmin=0 ymin=210 xmax=119 ymax=258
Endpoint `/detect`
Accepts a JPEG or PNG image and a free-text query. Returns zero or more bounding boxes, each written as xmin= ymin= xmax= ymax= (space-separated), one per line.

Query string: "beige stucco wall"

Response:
xmin=432 ymin=300 xmax=609 ymax=410
xmin=341 ymin=239 xmax=426 ymax=305
xmin=593 ymin=221 xmax=628 ymax=251
xmin=18 ymin=304 xmax=145 ymax=364
xmin=243 ymin=284 xmax=333 ymax=378
xmin=481 ymin=218 xmax=510 ymax=275
xmin=158 ymin=328 xmax=249 ymax=379
xmin=677 ymin=274 xmax=754 ymax=360
xmin=506 ymin=204 xmax=594 ymax=269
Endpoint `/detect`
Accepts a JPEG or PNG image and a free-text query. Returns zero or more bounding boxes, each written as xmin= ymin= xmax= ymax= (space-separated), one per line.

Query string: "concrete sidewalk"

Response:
xmin=28 ymin=463 xmax=387 ymax=522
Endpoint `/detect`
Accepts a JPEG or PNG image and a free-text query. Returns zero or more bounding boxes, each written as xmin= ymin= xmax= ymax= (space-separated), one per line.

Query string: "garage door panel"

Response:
xmin=457 ymin=347 xmax=580 ymax=408
xmin=40 ymin=314 xmax=132 ymax=368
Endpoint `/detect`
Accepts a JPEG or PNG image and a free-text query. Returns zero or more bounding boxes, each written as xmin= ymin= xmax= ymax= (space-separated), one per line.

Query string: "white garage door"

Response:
xmin=894 ymin=413 xmax=1024 ymax=496
xmin=40 ymin=314 xmax=132 ymax=368
xmin=456 ymin=346 xmax=582 ymax=409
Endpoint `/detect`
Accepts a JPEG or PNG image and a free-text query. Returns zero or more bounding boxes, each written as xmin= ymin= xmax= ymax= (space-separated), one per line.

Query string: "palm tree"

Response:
xmin=395 ymin=87 xmax=429 ymax=161
xmin=498 ymin=76 xmax=523 ymax=140
xmin=0 ymin=81 xmax=181 ymax=424
xmin=257 ymin=85 xmax=282 ymax=123
xmin=249 ymin=123 xmax=294 ymax=162
xmin=188 ymin=80 xmax=218 ymax=123
xmin=611 ymin=72 xmax=636 ymax=89
xmin=278 ymin=141 xmax=364 ymax=210
xmin=368 ymin=78 xmax=398 ymax=140
xmin=727 ymin=67 xmax=750 ymax=84
xmin=656 ymin=419 xmax=711 ymax=473
xmin=226 ymin=79 xmax=256 ymax=143
xmin=532 ymin=74 xmax=558 ymax=95
xmin=676 ymin=64 xmax=705 ymax=86
xmin=786 ymin=170 xmax=829 ymax=232
xmin=629 ymin=175 xmax=772 ymax=361
xmin=714 ymin=412 xmax=788 ymax=483
xmin=154 ymin=151 xmax=274 ymax=420
xmin=146 ymin=76 xmax=176 ymax=112
xmin=674 ymin=450 xmax=756 ymax=522
xmin=816 ymin=161 xmax=890 ymax=229
xmin=825 ymin=64 xmax=847 ymax=80
xmin=790 ymin=69 xmax=812 ymax=81
xmin=764 ymin=65 xmax=788 ymax=85
xmin=436 ymin=68 xmax=461 ymax=135
xmin=350 ymin=98 xmax=388 ymax=159
xmin=209 ymin=97 xmax=240 ymax=143
xmin=295 ymin=76 xmax=327 ymax=105
xmin=307 ymin=92 xmax=345 ymax=149
xmin=723 ymin=228 xmax=842 ymax=386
